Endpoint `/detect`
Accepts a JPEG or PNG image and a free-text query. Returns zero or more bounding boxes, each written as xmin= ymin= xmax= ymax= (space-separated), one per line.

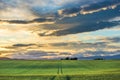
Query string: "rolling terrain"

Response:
xmin=0 ymin=60 xmax=119 ymax=80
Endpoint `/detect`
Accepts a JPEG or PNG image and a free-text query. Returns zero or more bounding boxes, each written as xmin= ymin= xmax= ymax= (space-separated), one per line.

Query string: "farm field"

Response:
xmin=0 ymin=60 xmax=120 ymax=80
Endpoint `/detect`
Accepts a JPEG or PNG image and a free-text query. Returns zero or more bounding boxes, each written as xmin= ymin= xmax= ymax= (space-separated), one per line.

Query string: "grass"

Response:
xmin=0 ymin=60 xmax=119 ymax=80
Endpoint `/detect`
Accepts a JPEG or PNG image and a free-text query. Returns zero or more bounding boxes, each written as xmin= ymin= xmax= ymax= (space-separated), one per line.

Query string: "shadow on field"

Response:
xmin=51 ymin=76 xmax=56 ymax=80
xmin=66 ymin=76 xmax=71 ymax=80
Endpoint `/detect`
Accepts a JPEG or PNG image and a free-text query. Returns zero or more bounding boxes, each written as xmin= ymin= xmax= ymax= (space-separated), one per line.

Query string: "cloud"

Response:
xmin=0 ymin=0 xmax=120 ymax=59
xmin=72 ymin=50 xmax=120 ymax=58
xmin=9 ymin=50 xmax=58 ymax=59
xmin=0 ymin=1 xmax=37 ymax=20
xmin=0 ymin=17 xmax=55 ymax=24
xmin=1 ymin=0 xmax=120 ymax=37
xmin=13 ymin=43 xmax=35 ymax=47
xmin=7 ymin=50 xmax=120 ymax=59
xmin=109 ymin=16 xmax=120 ymax=22
xmin=102 ymin=37 xmax=120 ymax=43
xmin=48 ymin=4 xmax=120 ymax=36
xmin=58 ymin=0 xmax=120 ymax=17
xmin=50 ymin=21 xmax=120 ymax=36
xmin=59 ymin=52 xmax=71 ymax=56
xmin=1 ymin=35 xmax=120 ymax=59
xmin=47 ymin=37 xmax=120 ymax=52
xmin=35 ymin=0 xmax=120 ymax=36
xmin=0 ymin=0 xmax=107 ymax=20
xmin=80 ymin=0 xmax=120 ymax=15
xmin=58 ymin=8 xmax=80 ymax=17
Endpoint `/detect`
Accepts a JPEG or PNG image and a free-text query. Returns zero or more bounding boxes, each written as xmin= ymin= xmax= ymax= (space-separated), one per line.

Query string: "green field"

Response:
xmin=0 ymin=60 xmax=120 ymax=80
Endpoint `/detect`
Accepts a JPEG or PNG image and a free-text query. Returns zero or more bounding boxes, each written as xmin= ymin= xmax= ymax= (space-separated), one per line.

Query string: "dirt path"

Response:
xmin=57 ymin=60 xmax=63 ymax=74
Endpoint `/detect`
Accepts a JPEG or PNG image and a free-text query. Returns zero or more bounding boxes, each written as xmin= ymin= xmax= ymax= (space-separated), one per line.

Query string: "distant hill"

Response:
xmin=78 ymin=54 xmax=120 ymax=60
xmin=0 ymin=54 xmax=120 ymax=60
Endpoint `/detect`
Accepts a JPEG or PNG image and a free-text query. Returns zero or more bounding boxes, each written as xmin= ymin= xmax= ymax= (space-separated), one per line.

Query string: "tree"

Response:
xmin=61 ymin=57 xmax=78 ymax=60
xmin=94 ymin=58 xmax=104 ymax=60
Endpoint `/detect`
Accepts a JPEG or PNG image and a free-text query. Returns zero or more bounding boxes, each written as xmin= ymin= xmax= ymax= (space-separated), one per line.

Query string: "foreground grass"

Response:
xmin=0 ymin=60 xmax=119 ymax=80
xmin=0 ymin=74 xmax=120 ymax=80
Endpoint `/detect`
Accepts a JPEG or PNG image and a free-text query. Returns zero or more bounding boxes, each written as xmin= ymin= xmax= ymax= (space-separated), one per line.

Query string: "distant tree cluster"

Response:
xmin=94 ymin=58 xmax=105 ymax=60
xmin=61 ymin=57 xmax=78 ymax=60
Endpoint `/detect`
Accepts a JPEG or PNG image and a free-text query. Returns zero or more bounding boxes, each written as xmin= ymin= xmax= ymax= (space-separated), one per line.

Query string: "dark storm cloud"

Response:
xmin=0 ymin=0 xmax=120 ymax=37
xmin=4 ymin=43 xmax=50 ymax=50
xmin=58 ymin=7 xmax=80 ymax=16
xmin=30 ymin=0 xmax=104 ymax=16
xmin=13 ymin=43 xmax=35 ymax=47
xmin=81 ymin=0 xmax=120 ymax=12
xmin=32 ymin=18 xmax=54 ymax=22
xmin=49 ymin=5 xmax=120 ymax=36
xmin=4 ymin=43 xmax=46 ymax=49
xmin=40 ymin=0 xmax=119 ymax=36
xmin=6 ymin=20 xmax=29 ymax=24
xmin=0 ymin=18 xmax=54 ymax=24
xmin=4 ymin=43 xmax=36 ymax=50
xmin=51 ymin=21 xmax=120 ymax=36
xmin=58 ymin=0 xmax=120 ymax=16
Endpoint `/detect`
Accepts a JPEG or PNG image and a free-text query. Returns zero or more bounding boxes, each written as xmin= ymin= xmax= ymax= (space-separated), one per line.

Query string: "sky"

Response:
xmin=0 ymin=0 xmax=120 ymax=59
